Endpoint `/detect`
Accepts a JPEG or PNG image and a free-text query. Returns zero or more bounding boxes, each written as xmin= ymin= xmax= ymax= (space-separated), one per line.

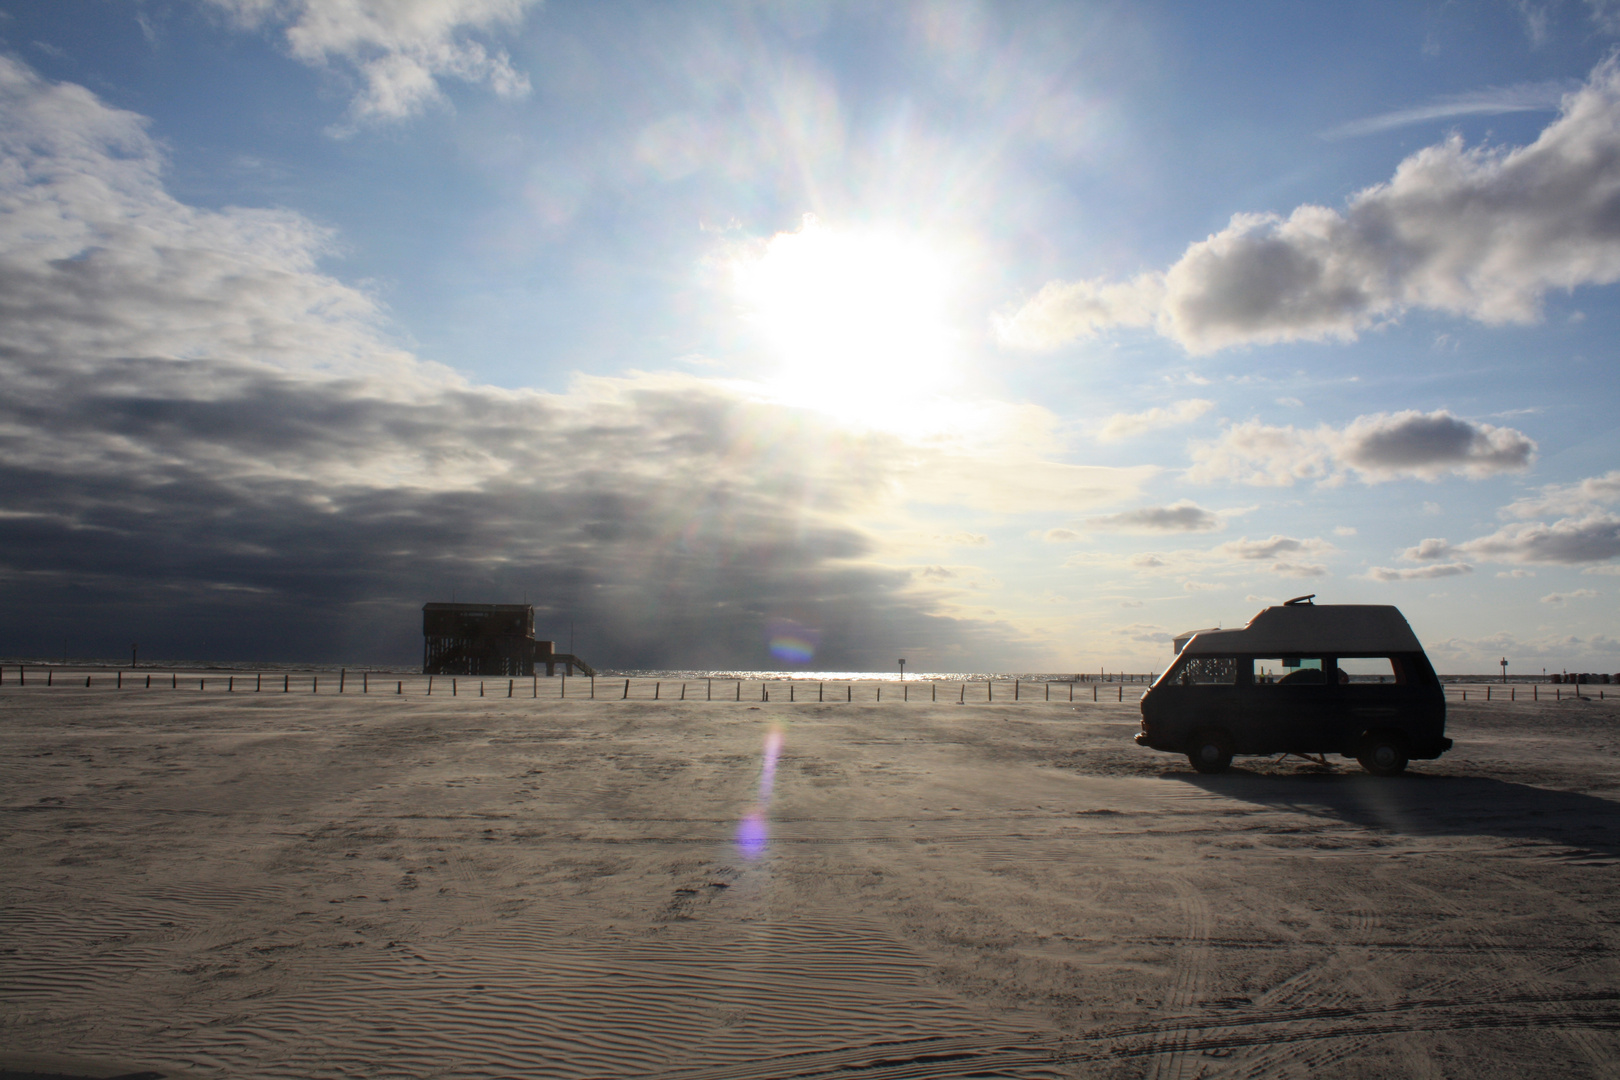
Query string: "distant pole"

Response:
xmin=898 ymin=659 xmax=906 ymax=681
xmin=1500 ymin=657 xmax=1509 ymax=684
xmin=131 ymin=643 xmax=138 ymax=669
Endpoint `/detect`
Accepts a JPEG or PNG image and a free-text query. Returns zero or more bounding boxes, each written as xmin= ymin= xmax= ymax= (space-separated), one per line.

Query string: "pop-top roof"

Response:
xmin=1175 ymin=602 xmax=1423 ymax=656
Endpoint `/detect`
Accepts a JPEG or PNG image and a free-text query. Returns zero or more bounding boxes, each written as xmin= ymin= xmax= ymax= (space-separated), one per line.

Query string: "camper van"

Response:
xmin=1136 ymin=596 xmax=1450 ymax=775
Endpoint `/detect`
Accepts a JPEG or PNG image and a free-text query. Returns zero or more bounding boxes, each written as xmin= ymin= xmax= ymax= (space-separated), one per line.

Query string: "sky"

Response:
xmin=1 ymin=0 xmax=1618 ymax=673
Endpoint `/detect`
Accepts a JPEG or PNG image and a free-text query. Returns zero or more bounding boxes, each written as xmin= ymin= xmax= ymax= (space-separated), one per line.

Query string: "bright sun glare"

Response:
xmin=735 ymin=216 xmax=961 ymax=428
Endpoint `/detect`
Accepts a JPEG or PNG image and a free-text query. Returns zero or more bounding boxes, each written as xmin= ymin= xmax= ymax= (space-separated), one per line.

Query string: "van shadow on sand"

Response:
xmin=1173 ymin=771 xmax=1620 ymax=860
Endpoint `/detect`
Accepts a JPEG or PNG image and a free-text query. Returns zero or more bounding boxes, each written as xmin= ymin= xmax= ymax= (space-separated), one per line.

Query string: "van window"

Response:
xmin=1253 ymin=657 xmax=1326 ymax=685
xmin=1339 ymin=657 xmax=1402 ymax=683
xmin=1175 ymin=656 xmax=1237 ymax=685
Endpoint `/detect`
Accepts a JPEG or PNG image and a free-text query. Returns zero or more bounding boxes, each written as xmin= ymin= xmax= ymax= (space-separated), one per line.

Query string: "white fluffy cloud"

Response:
xmin=1503 ymin=469 xmax=1620 ymax=518
xmin=1457 ymin=515 xmax=1620 ymax=565
xmin=1384 ymin=472 xmax=1620 ymax=571
xmin=204 ymin=0 xmax=538 ymax=128
xmin=1187 ymin=410 xmax=1534 ymax=486
xmin=1095 ymin=399 xmax=1213 ymax=442
xmin=1001 ymin=57 xmax=1620 ymax=353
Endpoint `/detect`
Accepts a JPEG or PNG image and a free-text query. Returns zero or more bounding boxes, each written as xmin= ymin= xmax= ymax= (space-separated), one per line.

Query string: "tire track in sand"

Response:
xmin=1143 ymin=877 xmax=1212 ymax=1080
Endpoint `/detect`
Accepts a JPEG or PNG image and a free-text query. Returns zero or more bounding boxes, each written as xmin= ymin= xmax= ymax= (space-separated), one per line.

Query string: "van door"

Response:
xmin=1245 ymin=656 xmax=1337 ymax=754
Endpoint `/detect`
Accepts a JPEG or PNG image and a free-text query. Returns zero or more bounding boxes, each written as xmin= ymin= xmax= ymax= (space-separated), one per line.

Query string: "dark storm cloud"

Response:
xmin=0 ymin=56 xmax=1031 ymax=669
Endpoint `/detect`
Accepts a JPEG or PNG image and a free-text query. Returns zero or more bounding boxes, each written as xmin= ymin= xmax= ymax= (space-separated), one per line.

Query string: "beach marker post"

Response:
xmin=428 ymin=676 xmax=433 ymax=695
xmin=480 ymin=681 xmax=485 ymax=697
xmin=707 ymin=678 xmax=712 ymax=701
xmin=48 ymin=670 xmax=52 ymax=686
xmin=847 ymin=684 xmax=851 ymax=702
xmin=256 ymin=673 xmax=261 ymax=692
xmin=397 ymin=681 xmax=402 ymax=694
xmin=172 ymin=673 xmax=176 ymax=688
xmin=655 ymin=682 xmax=661 ymax=700
xmin=591 ymin=675 xmax=595 ymax=699
xmin=313 ymin=676 xmax=318 ymax=693
xmin=737 ymin=681 xmax=742 ymax=701
xmin=988 ymin=681 xmax=992 ymax=702
xmin=680 ymin=682 xmax=686 ymax=700
xmin=87 ymin=675 xmax=92 ymax=687
xmin=146 ymin=675 xmax=151 ymax=689
xmin=453 ymin=678 xmax=457 ymax=696
xmin=1119 ymin=684 xmax=1123 ymax=702
xmin=508 ymin=679 xmax=514 ymax=697
xmin=932 ymin=682 xmax=936 ymax=701
xmin=229 ymin=676 xmax=234 ymax=693
xmin=284 ymin=674 xmax=289 ymax=693
xmin=624 ymin=679 xmax=630 ymax=699
xmin=340 ymin=668 xmax=346 ymax=692
xmin=117 ymin=671 xmax=122 ymax=689
xmin=363 ymin=672 xmax=368 ymax=693
xmin=559 ymin=676 xmax=564 ymax=699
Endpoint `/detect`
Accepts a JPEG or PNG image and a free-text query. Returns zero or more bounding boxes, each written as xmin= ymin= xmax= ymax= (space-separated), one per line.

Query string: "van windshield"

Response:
xmin=1169 ymin=656 xmax=1237 ymax=685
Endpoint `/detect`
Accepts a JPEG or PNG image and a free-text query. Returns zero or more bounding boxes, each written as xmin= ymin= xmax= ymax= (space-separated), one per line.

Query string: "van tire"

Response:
xmin=1187 ymin=730 xmax=1233 ymax=774
xmin=1357 ymin=732 xmax=1409 ymax=776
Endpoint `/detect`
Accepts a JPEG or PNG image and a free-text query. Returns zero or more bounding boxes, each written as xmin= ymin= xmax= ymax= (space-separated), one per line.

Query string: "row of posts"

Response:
xmin=4 ymin=666 xmax=1609 ymax=704
xmin=0 ymin=667 xmax=1141 ymax=702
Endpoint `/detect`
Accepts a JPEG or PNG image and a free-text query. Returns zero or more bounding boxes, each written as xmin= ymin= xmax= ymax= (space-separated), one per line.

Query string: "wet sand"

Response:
xmin=2 ymin=683 xmax=1618 ymax=1078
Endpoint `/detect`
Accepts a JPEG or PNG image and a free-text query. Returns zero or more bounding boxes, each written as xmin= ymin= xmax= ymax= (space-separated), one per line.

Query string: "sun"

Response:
xmin=733 ymin=216 xmax=960 ymax=425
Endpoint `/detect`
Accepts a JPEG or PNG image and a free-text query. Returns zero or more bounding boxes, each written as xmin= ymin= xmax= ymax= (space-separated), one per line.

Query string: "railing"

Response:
xmin=0 ymin=666 xmax=1151 ymax=703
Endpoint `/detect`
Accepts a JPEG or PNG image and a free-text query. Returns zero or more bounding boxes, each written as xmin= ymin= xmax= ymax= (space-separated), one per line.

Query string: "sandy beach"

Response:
xmin=3 ymin=681 xmax=1619 ymax=1079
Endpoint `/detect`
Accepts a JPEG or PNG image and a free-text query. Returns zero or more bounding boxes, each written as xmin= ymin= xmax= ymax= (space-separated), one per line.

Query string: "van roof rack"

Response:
xmin=1283 ymin=594 xmax=1316 ymax=606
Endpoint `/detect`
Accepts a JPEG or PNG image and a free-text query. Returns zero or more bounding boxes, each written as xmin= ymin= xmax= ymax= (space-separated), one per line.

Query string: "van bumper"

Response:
xmin=1411 ymin=736 xmax=1453 ymax=760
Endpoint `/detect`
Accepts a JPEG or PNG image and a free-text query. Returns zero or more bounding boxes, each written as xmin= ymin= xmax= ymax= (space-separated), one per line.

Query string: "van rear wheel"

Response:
xmin=1357 ymin=733 xmax=1409 ymax=777
xmin=1187 ymin=730 xmax=1233 ymax=774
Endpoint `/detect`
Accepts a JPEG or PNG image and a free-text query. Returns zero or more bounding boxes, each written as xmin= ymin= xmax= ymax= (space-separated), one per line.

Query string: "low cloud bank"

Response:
xmin=1001 ymin=58 xmax=1620 ymax=353
xmin=0 ymin=57 xmax=1072 ymax=669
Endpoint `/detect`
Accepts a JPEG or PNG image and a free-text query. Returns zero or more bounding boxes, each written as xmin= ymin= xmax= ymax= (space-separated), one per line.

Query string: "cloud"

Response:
xmin=1213 ymin=534 xmax=1334 ymax=578
xmin=1401 ymin=538 xmax=1454 ymax=561
xmin=1338 ymin=411 xmax=1536 ymax=479
xmin=1187 ymin=410 xmax=1534 ymax=486
xmin=1002 ymin=58 xmax=1620 ymax=353
xmin=1541 ymin=588 xmax=1599 ymax=604
xmin=1083 ymin=501 xmax=1222 ymax=534
xmin=1096 ymin=399 xmax=1214 ymax=441
xmin=1455 ymin=515 xmax=1620 ymax=565
xmin=993 ymin=274 xmax=1161 ymax=349
xmin=1503 ymin=469 xmax=1620 ymax=518
xmin=1367 ymin=563 xmax=1474 ymax=582
xmin=203 ymin=0 xmax=538 ymax=129
xmin=1043 ymin=528 xmax=1083 ymax=543
xmin=0 ymin=57 xmax=1075 ymax=670
xmin=1497 ymin=569 xmax=1536 ymax=578
xmin=1319 ymin=79 xmax=1574 ymax=140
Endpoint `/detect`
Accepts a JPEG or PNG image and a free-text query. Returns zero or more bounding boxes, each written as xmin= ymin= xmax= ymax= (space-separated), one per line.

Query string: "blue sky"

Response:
xmin=1 ymin=0 xmax=1617 ymax=672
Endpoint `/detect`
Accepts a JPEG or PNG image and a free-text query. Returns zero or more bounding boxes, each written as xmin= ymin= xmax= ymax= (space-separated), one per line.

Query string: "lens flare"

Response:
xmin=766 ymin=618 xmax=819 ymax=665
xmin=736 ymin=723 xmax=786 ymax=859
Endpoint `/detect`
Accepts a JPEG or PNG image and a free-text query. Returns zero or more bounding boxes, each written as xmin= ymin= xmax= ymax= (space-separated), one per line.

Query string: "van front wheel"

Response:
xmin=1187 ymin=731 xmax=1233 ymax=774
xmin=1357 ymin=733 xmax=1409 ymax=777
